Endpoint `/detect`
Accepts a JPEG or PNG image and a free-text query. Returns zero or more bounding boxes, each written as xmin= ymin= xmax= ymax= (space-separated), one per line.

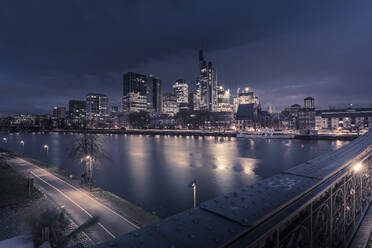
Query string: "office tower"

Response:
xmin=173 ymin=79 xmax=189 ymax=111
xmin=162 ymin=93 xmax=178 ymax=115
xmin=52 ymin=107 xmax=66 ymax=119
xmin=151 ymin=77 xmax=162 ymax=112
xmin=216 ymin=86 xmax=232 ymax=112
xmin=197 ymin=50 xmax=218 ymax=111
xmin=122 ymin=72 xmax=147 ymax=112
xmin=122 ymin=72 xmax=162 ymax=112
xmin=68 ymin=100 xmax=86 ymax=118
xmin=86 ymin=93 xmax=109 ymax=117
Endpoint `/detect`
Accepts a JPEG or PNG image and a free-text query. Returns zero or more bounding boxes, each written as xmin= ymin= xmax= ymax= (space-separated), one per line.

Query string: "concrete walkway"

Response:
xmin=1 ymin=153 xmax=139 ymax=246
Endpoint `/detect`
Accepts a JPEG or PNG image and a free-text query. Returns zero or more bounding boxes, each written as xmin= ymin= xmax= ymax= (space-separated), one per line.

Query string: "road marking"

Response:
xmin=19 ymin=158 xmax=141 ymax=229
xmin=30 ymin=171 xmax=116 ymax=239
xmin=50 ymin=171 xmax=140 ymax=229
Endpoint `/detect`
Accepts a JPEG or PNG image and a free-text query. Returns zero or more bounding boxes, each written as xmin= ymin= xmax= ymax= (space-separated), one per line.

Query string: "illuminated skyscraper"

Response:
xmin=197 ymin=50 xmax=218 ymax=111
xmin=86 ymin=93 xmax=108 ymax=117
xmin=122 ymin=72 xmax=162 ymax=112
xmin=122 ymin=72 xmax=148 ymax=112
xmin=162 ymin=93 xmax=178 ymax=115
xmin=216 ymin=85 xmax=232 ymax=112
xmin=173 ymin=79 xmax=189 ymax=110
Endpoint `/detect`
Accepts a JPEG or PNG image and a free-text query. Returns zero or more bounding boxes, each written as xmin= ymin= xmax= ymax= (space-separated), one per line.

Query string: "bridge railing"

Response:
xmin=96 ymin=131 xmax=372 ymax=248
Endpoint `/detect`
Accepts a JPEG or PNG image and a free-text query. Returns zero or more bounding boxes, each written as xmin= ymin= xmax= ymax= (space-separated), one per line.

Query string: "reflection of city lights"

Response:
xmin=353 ymin=162 xmax=362 ymax=172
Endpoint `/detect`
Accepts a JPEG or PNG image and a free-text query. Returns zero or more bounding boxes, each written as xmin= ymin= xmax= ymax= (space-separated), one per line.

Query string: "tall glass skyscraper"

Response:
xmin=122 ymin=72 xmax=161 ymax=112
xmin=197 ymin=50 xmax=218 ymax=112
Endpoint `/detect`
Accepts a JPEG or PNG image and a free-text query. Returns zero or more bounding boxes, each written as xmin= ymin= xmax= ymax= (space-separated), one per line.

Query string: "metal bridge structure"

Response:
xmin=97 ymin=131 xmax=372 ymax=248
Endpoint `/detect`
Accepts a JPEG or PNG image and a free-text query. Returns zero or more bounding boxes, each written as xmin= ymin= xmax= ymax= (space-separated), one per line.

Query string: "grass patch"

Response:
xmin=91 ymin=190 xmax=160 ymax=226
xmin=0 ymin=160 xmax=40 ymax=207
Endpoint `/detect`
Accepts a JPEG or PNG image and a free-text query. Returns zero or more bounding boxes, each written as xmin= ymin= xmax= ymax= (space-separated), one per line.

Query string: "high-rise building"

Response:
xmin=299 ymin=97 xmax=315 ymax=130
xmin=52 ymin=107 xmax=66 ymax=119
xmin=162 ymin=93 xmax=178 ymax=116
xmin=197 ymin=50 xmax=218 ymax=112
xmin=173 ymin=79 xmax=188 ymax=104
xmin=151 ymin=77 xmax=162 ymax=112
xmin=216 ymin=86 xmax=232 ymax=112
xmin=122 ymin=72 xmax=148 ymax=112
xmin=86 ymin=93 xmax=109 ymax=117
xmin=122 ymin=72 xmax=162 ymax=112
xmin=233 ymin=88 xmax=259 ymax=113
xmin=68 ymin=100 xmax=86 ymax=118
xmin=173 ymin=79 xmax=189 ymax=111
xmin=304 ymin=97 xmax=315 ymax=109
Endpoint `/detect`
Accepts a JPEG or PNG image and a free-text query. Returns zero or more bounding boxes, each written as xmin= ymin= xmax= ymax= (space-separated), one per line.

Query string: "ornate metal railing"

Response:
xmin=96 ymin=131 xmax=372 ymax=248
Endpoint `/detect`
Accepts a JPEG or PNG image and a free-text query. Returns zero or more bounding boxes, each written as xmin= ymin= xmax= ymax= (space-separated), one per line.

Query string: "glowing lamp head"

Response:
xmin=20 ymin=140 xmax=24 ymax=144
xmin=353 ymin=162 xmax=362 ymax=172
xmin=86 ymin=155 xmax=91 ymax=159
xmin=44 ymin=145 xmax=48 ymax=149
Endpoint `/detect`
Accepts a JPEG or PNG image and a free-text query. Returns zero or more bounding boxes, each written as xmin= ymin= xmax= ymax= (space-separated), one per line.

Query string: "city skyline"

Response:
xmin=1 ymin=1 xmax=372 ymax=116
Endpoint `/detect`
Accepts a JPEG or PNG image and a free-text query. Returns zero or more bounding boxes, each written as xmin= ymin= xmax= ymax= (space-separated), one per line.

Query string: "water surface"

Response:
xmin=0 ymin=132 xmax=348 ymax=217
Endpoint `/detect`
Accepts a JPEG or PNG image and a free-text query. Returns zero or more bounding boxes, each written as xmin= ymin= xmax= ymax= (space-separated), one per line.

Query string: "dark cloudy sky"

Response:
xmin=1 ymin=0 xmax=372 ymax=116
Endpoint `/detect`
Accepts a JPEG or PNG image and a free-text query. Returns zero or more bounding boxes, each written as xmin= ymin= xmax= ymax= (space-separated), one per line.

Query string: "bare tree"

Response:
xmin=68 ymin=133 xmax=110 ymax=191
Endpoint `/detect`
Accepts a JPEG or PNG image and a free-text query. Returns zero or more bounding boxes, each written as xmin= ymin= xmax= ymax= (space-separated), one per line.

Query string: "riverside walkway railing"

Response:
xmin=97 ymin=131 xmax=372 ymax=248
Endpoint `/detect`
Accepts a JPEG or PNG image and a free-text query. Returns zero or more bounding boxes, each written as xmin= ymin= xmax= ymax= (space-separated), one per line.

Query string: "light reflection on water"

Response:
xmin=0 ymin=132 xmax=349 ymax=217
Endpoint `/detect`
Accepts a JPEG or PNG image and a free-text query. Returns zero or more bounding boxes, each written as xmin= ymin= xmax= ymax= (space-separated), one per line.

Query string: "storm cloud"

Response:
xmin=0 ymin=0 xmax=371 ymax=115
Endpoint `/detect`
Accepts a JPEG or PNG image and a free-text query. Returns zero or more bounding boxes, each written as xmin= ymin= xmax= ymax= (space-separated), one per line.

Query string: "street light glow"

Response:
xmin=353 ymin=162 xmax=362 ymax=172
xmin=20 ymin=140 xmax=24 ymax=145
xmin=44 ymin=145 xmax=48 ymax=149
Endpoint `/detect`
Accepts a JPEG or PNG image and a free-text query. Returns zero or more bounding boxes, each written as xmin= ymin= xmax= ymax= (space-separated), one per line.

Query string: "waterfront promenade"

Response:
xmin=0 ymin=153 xmax=142 ymax=245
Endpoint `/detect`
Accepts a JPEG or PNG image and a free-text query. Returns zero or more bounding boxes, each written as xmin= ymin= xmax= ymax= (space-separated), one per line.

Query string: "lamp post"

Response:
xmin=86 ymin=155 xmax=93 ymax=191
xmin=20 ymin=140 xmax=24 ymax=155
xmin=2 ymin=137 xmax=6 ymax=149
xmin=190 ymin=180 xmax=197 ymax=208
xmin=43 ymin=145 xmax=49 ymax=166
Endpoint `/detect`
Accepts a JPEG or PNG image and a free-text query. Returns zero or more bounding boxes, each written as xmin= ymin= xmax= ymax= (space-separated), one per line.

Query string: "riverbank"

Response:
xmin=1 ymin=150 xmax=160 ymax=227
xmin=1 ymin=128 xmax=362 ymax=140
xmin=0 ymin=157 xmax=93 ymax=247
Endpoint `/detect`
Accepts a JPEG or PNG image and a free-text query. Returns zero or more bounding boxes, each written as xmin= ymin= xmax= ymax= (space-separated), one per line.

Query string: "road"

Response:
xmin=1 ymin=153 xmax=139 ymax=245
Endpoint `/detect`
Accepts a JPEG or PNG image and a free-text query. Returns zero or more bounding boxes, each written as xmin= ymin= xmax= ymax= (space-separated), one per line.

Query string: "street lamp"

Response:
xmin=85 ymin=155 xmax=93 ymax=191
xmin=353 ymin=162 xmax=363 ymax=173
xmin=43 ymin=144 xmax=48 ymax=155
xmin=2 ymin=137 xmax=7 ymax=143
xmin=43 ymin=145 xmax=49 ymax=165
xmin=189 ymin=180 xmax=197 ymax=208
xmin=20 ymin=140 xmax=24 ymax=155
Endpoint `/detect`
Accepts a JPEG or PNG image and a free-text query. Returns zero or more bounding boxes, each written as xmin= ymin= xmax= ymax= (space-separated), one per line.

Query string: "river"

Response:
xmin=0 ymin=132 xmax=348 ymax=217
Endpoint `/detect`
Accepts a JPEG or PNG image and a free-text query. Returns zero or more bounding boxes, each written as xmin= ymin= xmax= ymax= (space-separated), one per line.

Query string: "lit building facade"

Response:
xmin=216 ymin=86 xmax=232 ymax=112
xmin=122 ymin=72 xmax=162 ymax=112
xmin=315 ymin=107 xmax=372 ymax=131
xmin=173 ymin=79 xmax=188 ymax=104
xmin=197 ymin=50 xmax=218 ymax=111
xmin=162 ymin=93 xmax=178 ymax=116
xmin=86 ymin=93 xmax=109 ymax=117
xmin=122 ymin=72 xmax=148 ymax=112
xmin=233 ymin=88 xmax=259 ymax=113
